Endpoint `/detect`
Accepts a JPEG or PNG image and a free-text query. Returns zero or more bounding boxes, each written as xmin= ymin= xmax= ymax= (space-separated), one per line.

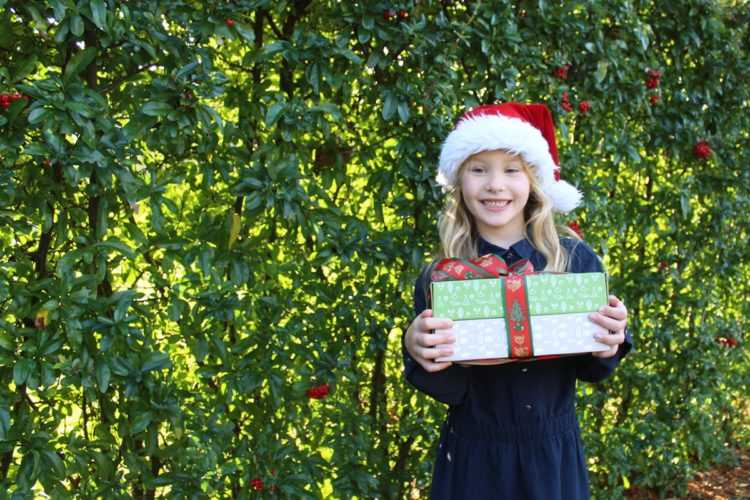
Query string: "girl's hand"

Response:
xmin=405 ymin=309 xmax=456 ymax=372
xmin=589 ymin=295 xmax=628 ymax=359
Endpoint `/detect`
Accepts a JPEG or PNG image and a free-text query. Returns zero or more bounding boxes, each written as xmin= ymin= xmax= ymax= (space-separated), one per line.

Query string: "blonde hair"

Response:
xmin=436 ymin=153 xmax=577 ymax=272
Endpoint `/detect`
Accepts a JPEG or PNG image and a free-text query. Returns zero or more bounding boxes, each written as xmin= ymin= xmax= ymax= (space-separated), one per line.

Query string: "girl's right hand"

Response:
xmin=404 ymin=309 xmax=456 ymax=372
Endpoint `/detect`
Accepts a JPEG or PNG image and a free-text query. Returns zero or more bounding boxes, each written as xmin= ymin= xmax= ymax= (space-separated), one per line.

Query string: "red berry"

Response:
xmin=646 ymin=78 xmax=659 ymax=89
xmin=307 ymin=383 xmax=330 ymax=399
xmin=650 ymin=94 xmax=660 ymax=105
xmin=561 ymin=101 xmax=572 ymax=112
xmin=555 ymin=66 xmax=568 ymax=80
xmin=398 ymin=10 xmax=409 ymax=19
xmin=0 ymin=94 xmax=9 ymax=102
xmin=578 ymin=100 xmax=591 ymax=113
xmin=384 ymin=8 xmax=394 ymax=20
xmin=693 ymin=140 xmax=711 ymax=159
xmin=649 ymin=69 xmax=662 ymax=79
xmin=226 ymin=19 xmax=234 ymax=27
xmin=567 ymin=220 xmax=584 ymax=238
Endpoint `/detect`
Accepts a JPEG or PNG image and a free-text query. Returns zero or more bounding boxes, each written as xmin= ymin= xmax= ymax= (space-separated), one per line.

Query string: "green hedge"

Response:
xmin=1 ymin=0 xmax=748 ymax=497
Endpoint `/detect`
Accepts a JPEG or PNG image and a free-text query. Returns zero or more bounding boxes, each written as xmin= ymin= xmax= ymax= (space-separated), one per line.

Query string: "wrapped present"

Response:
xmin=430 ymin=254 xmax=610 ymax=364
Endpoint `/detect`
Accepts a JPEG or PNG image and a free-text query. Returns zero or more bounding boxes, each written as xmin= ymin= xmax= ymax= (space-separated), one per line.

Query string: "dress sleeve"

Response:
xmin=401 ymin=267 xmax=469 ymax=405
xmin=564 ymin=240 xmax=634 ymax=383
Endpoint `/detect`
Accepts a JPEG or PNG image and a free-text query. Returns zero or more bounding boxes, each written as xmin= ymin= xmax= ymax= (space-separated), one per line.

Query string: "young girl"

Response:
xmin=403 ymin=103 xmax=632 ymax=499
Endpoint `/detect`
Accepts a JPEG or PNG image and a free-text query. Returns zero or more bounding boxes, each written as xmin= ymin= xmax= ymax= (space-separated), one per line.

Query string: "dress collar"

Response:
xmin=477 ymin=236 xmax=536 ymax=260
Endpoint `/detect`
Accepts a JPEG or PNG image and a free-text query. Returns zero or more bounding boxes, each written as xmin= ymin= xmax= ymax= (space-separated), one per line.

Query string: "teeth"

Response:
xmin=483 ymin=201 xmax=509 ymax=208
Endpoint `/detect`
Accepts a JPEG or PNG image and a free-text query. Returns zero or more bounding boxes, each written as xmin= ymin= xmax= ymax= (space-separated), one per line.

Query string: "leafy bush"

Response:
xmin=1 ymin=0 xmax=748 ymax=497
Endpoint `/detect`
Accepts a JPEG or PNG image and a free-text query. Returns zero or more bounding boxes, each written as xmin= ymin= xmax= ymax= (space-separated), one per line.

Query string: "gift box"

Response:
xmin=430 ymin=255 xmax=610 ymax=364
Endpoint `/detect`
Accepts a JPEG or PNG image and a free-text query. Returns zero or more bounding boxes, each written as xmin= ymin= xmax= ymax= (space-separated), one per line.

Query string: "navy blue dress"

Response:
xmin=403 ymin=238 xmax=633 ymax=499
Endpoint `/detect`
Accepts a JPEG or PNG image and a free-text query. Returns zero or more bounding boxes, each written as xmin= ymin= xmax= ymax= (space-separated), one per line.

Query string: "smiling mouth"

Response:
xmin=482 ymin=200 xmax=510 ymax=208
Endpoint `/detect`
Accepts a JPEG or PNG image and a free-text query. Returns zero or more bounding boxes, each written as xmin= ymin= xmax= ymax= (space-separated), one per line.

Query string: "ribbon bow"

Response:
xmin=431 ymin=253 xmax=534 ymax=282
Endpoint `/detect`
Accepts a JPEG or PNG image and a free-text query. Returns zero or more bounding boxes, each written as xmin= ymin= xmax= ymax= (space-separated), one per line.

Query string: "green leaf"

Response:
xmin=13 ymin=358 xmax=33 ymax=385
xmin=140 ymin=352 xmax=172 ymax=373
xmin=595 ymin=60 xmax=608 ymax=84
xmin=90 ymin=0 xmax=107 ymax=30
xmin=130 ymin=411 xmax=153 ymax=434
xmin=12 ymin=55 xmax=38 ymax=82
xmin=63 ymin=47 xmax=97 ymax=84
xmin=265 ymin=102 xmax=286 ymax=127
xmin=28 ymin=107 xmax=52 ymax=125
xmin=382 ymin=93 xmax=397 ymax=120
xmin=141 ymin=101 xmax=174 ymax=116
xmin=92 ymin=239 xmax=136 ymax=259
xmin=43 ymin=130 xmax=66 ymax=154
xmin=96 ymin=361 xmax=111 ymax=393
xmin=71 ymin=14 xmax=84 ymax=36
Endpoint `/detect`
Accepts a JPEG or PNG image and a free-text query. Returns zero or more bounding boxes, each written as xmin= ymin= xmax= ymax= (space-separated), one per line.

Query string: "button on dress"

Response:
xmin=403 ymin=238 xmax=633 ymax=499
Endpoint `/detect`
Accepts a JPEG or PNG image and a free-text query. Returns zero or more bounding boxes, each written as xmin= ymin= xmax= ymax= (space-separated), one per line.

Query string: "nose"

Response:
xmin=486 ymin=172 xmax=506 ymax=192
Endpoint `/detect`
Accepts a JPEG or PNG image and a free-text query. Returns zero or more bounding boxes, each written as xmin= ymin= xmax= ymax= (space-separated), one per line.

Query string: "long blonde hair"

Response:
xmin=436 ymin=152 xmax=576 ymax=272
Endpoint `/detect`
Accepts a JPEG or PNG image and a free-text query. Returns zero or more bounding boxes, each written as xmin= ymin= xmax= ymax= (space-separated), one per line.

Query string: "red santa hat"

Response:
xmin=437 ymin=103 xmax=582 ymax=212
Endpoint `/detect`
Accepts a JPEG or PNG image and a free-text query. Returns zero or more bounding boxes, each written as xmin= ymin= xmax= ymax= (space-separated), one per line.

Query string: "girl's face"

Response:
xmin=460 ymin=149 xmax=531 ymax=247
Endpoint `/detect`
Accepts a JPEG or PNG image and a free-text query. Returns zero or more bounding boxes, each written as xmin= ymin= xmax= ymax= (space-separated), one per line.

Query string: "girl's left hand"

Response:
xmin=589 ymin=295 xmax=628 ymax=359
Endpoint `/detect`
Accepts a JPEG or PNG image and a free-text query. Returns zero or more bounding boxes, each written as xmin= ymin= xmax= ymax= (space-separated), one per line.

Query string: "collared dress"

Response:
xmin=403 ymin=238 xmax=633 ymax=500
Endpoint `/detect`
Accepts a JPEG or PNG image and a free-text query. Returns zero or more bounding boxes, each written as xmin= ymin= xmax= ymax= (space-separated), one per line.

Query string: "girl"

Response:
xmin=403 ymin=103 xmax=631 ymax=499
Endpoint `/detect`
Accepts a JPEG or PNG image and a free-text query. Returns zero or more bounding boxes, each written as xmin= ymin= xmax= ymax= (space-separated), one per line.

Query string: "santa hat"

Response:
xmin=437 ymin=103 xmax=582 ymax=212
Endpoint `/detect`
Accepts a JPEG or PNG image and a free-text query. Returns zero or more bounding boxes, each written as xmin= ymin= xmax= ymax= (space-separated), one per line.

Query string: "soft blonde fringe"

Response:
xmin=435 ymin=156 xmax=578 ymax=272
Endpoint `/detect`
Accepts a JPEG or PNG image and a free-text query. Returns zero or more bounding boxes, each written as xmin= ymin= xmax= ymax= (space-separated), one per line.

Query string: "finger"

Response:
xmin=417 ymin=330 xmax=456 ymax=348
xmin=608 ymin=295 xmax=624 ymax=307
xmin=597 ymin=301 xmax=627 ymax=321
xmin=599 ymin=295 xmax=628 ymax=319
xmin=417 ymin=341 xmax=455 ymax=361
xmin=594 ymin=331 xmax=625 ymax=346
xmin=421 ymin=316 xmax=454 ymax=331
xmin=589 ymin=312 xmax=626 ymax=332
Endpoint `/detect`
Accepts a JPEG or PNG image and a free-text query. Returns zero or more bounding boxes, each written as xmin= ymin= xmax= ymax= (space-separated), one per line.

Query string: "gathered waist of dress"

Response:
xmin=447 ymin=411 xmax=579 ymax=443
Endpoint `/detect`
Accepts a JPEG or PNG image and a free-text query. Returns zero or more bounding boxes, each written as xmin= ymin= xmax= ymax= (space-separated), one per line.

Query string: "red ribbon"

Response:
xmin=431 ymin=254 xmax=534 ymax=282
xmin=432 ymin=254 xmax=535 ymax=359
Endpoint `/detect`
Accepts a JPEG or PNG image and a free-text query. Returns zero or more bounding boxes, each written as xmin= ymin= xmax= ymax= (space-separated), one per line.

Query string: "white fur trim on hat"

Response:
xmin=437 ymin=114 xmax=582 ymax=212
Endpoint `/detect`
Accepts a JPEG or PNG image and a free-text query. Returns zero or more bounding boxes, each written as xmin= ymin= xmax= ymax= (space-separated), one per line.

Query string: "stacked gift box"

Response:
xmin=431 ymin=269 xmax=610 ymax=364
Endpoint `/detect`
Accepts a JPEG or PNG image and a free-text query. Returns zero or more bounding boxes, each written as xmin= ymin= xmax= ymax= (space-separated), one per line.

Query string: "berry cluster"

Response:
xmin=715 ymin=337 xmax=738 ymax=348
xmin=693 ymin=140 xmax=711 ymax=159
xmin=560 ymin=93 xmax=590 ymax=115
xmin=306 ymin=383 xmax=330 ymax=399
xmin=646 ymin=68 xmax=661 ymax=105
xmin=1 ymin=92 xmax=28 ymax=110
xmin=384 ymin=8 xmax=409 ymax=20
xmin=249 ymin=478 xmax=263 ymax=491
xmin=554 ymin=63 xmax=571 ymax=80
xmin=561 ymin=92 xmax=572 ymax=112
xmin=567 ymin=220 xmax=584 ymax=239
